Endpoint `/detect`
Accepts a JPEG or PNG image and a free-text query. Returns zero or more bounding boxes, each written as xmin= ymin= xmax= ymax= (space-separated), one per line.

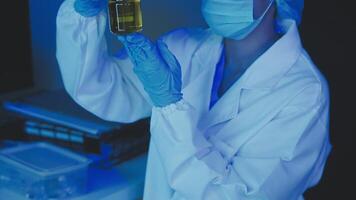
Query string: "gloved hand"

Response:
xmin=118 ymin=34 xmax=183 ymax=107
xmin=74 ymin=0 xmax=106 ymax=17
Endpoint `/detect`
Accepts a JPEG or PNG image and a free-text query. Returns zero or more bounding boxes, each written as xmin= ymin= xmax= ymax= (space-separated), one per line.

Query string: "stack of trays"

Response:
xmin=0 ymin=142 xmax=91 ymax=199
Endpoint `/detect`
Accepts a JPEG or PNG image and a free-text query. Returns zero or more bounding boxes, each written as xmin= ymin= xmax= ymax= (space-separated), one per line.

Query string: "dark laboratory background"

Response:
xmin=0 ymin=0 xmax=355 ymax=199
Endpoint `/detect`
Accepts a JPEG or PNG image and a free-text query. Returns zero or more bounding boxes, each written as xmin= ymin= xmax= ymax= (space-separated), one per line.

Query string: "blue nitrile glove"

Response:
xmin=74 ymin=0 xmax=106 ymax=17
xmin=118 ymin=33 xmax=183 ymax=107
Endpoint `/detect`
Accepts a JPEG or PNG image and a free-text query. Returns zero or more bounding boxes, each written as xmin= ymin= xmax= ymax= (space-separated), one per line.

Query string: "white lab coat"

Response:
xmin=56 ymin=0 xmax=332 ymax=199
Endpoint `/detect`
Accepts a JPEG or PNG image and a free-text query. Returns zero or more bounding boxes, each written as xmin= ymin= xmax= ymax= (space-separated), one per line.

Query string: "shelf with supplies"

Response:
xmin=0 ymin=152 xmax=148 ymax=200
xmin=0 ymin=89 xmax=150 ymax=199
xmin=1 ymin=89 xmax=151 ymax=167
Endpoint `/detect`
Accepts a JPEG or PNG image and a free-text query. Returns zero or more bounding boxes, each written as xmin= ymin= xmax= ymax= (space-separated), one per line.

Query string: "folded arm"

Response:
xmin=150 ymin=85 xmax=329 ymax=199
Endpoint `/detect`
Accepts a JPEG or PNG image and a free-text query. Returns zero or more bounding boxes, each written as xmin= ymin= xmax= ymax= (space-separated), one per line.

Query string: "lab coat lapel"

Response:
xmin=183 ymin=32 xmax=224 ymax=116
xmin=181 ymin=31 xmax=242 ymax=130
xmin=202 ymin=79 xmax=243 ymax=130
xmin=201 ymin=20 xmax=303 ymax=130
xmin=182 ymin=66 xmax=213 ymax=113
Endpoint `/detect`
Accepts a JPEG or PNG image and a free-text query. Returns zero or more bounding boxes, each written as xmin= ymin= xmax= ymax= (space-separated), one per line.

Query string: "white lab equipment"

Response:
xmin=0 ymin=142 xmax=90 ymax=199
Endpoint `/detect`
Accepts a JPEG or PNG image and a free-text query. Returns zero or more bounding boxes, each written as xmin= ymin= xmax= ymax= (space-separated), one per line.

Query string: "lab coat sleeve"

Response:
xmin=150 ymin=84 xmax=329 ymax=199
xmin=56 ymin=0 xmax=152 ymax=123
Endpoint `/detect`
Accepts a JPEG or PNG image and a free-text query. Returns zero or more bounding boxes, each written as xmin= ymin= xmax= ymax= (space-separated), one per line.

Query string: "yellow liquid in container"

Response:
xmin=108 ymin=0 xmax=143 ymax=35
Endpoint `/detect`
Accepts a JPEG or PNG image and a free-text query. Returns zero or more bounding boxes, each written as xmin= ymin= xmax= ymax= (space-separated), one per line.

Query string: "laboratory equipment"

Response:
xmin=108 ymin=0 xmax=143 ymax=35
xmin=0 ymin=142 xmax=91 ymax=199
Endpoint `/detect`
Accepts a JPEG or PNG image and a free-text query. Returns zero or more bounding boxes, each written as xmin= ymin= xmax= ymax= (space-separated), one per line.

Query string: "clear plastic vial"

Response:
xmin=108 ymin=0 xmax=143 ymax=35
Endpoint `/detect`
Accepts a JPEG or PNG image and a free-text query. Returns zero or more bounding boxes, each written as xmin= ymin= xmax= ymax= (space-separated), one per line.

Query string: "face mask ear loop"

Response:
xmin=256 ymin=0 xmax=275 ymax=21
xmin=232 ymin=0 xmax=274 ymax=40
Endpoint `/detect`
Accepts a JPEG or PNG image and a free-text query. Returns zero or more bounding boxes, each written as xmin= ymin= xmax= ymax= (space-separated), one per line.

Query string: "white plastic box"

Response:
xmin=0 ymin=142 xmax=91 ymax=199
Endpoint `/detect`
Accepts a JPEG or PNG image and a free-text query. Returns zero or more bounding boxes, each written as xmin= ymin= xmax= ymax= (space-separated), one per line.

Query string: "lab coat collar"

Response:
xmin=184 ymin=31 xmax=235 ymax=129
xmin=199 ymin=20 xmax=303 ymax=90
xmin=198 ymin=20 xmax=303 ymax=129
xmin=182 ymin=31 xmax=225 ymax=113
xmin=240 ymin=20 xmax=303 ymax=90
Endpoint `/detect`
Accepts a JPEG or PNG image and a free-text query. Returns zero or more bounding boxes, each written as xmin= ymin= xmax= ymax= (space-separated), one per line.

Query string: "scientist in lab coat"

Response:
xmin=56 ymin=0 xmax=332 ymax=199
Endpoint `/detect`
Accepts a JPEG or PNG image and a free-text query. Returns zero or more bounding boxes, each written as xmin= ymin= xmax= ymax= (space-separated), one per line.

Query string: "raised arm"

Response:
xmin=56 ymin=0 xmax=152 ymax=123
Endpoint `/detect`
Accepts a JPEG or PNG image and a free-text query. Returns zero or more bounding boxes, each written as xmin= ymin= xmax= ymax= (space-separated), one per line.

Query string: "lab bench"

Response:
xmin=0 ymin=154 xmax=148 ymax=200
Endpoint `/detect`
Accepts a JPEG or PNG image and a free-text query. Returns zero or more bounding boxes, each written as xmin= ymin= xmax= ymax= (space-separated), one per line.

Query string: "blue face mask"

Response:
xmin=202 ymin=0 xmax=274 ymax=40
